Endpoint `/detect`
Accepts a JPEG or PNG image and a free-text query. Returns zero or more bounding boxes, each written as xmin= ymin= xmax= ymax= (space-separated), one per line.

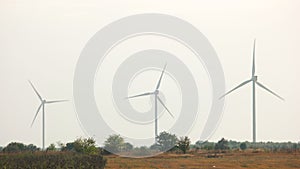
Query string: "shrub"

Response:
xmin=131 ymin=146 xmax=151 ymax=156
xmin=104 ymin=134 xmax=124 ymax=153
xmin=177 ymin=136 xmax=191 ymax=154
xmin=156 ymin=131 xmax=178 ymax=151
xmin=62 ymin=138 xmax=99 ymax=155
xmin=240 ymin=142 xmax=247 ymax=150
xmin=215 ymin=138 xmax=229 ymax=151
xmin=0 ymin=152 xmax=106 ymax=169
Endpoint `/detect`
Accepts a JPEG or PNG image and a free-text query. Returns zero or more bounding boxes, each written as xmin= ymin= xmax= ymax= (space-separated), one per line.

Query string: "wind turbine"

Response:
xmin=219 ymin=40 xmax=284 ymax=143
xmin=126 ymin=64 xmax=174 ymax=143
xmin=29 ymin=80 xmax=68 ymax=150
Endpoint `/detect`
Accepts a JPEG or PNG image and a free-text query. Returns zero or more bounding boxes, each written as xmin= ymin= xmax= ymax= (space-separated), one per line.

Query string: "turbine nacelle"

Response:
xmin=252 ymin=76 xmax=258 ymax=82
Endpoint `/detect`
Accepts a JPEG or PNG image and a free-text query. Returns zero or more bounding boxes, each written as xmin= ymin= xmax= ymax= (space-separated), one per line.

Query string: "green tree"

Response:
xmin=62 ymin=137 xmax=98 ymax=154
xmin=62 ymin=142 xmax=75 ymax=151
xmin=74 ymin=137 xmax=98 ymax=154
xmin=104 ymin=134 xmax=125 ymax=153
xmin=156 ymin=131 xmax=178 ymax=151
xmin=123 ymin=142 xmax=133 ymax=151
xmin=292 ymin=143 xmax=298 ymax=152
xmin=82 ymin=138 xmax=98 ymax=154
xmin=240 ymin=142 xmax=247 ymax=150
xmin=73 ymin=138 xmax=85 ymax=153
xmin=27 ymin=144 xmax=39 ymax=151
xmin=150 ymin=143 xmax=160 ymax=150
xmin=47 ymin=143 xmax=56 ymax=151
xmin=132 ymin=146 xmax=150 ymax=156
xmin=195 ymin=141 xmax=215 ymax=150
xmin=228 ymin=140 xmax=240 ymax=149
xmin=215 ymin=138 xmax=229 ymax=150
xmin=177 ymin=136 xmax=191 ymax=154
xmin=3 ymin=142 xmax=26 ymax=153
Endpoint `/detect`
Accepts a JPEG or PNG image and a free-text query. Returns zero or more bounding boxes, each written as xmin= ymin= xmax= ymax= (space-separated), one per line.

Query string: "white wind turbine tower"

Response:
xmin=126 ymin=64 xmax=174 ymax=143
xmin=220 ymin=40 xmax=284 ymax=143
xmin=29 ymin=81 xmax=68 ymax=150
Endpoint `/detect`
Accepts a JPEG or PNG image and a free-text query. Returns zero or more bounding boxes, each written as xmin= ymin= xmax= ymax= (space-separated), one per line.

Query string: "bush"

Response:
xmin=47 ymin=144 xmax=57 ymax=151
xmin=177 ymin=136 xmax=191 ymax=154
xmin=2 ymin=142 xmax=26 ymax=153
xmin=215 ymin=138 xmax=229 ymax=151
xmin=104 ymin=134 xmax=124 ymax=153
xmin=2 ymin=142 xmax=39 ymax=153
xmin=62 ymin=138 xmax=99 ymax=155
xmin=240 ymin=142 xmax=247 ymax=150
xmin=0 ymin=152 xmax=106 ymax=169
xmin=156 ymin=132 xmax=178 ymax=151
xmin=131 ymin=146 xmax=151 ymax=156
xmin=195 ymin=141 xmax=215 ymax=150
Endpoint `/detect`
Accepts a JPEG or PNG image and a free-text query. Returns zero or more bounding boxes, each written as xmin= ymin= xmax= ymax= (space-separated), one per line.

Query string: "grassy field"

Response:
xmin=105 ymin=151 xmax=300 ymax=169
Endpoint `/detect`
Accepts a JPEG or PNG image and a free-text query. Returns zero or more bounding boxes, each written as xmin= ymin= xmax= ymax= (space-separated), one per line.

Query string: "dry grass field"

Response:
xmin=105 ymin=151 xmax=300 ymax=169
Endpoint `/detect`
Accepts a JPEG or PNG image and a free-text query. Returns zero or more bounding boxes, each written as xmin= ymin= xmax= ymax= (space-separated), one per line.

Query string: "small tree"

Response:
xmin=62 ymin=137 xmax=98 ymax=154
xmin=83 ymin=138 xmax=98 ymax=154
xmin=62 ymin=142 xmax=75 ymax=152
xmin=196 ymin=141 xmax=215 ymax=150
xmin=150 ymin=143 xmax=160 ymax=150
xmin=156 ymin=131 xmax=178 ymax=151
xmin=123 ymin=142 xmax=133 ymax=151
xmin=3 ymin=142 xmax=26 ymax=153
xmin=132 ymin=146 xmax=150 ymax=156
xmin=240 ymin=142 xmax=247 ymax=151
xmin=104 ymin=134 xmax=125 ymax=153
xmin=292 ymin=143 xmax=298 ymax=152
xmin=177 ymin=136 xmax=191 ymax=154
xmin=56 ymin=141 xmax=65 ymax=151
xmin=215 ymin=138 xmax=229 ymax=151
xmin=47 ymin=143 xmax=56 ymax=151
xmin=73 ymin=138 xmax=85 ymax=153
xmin=27 ymin=144 xmax=39 ymax=152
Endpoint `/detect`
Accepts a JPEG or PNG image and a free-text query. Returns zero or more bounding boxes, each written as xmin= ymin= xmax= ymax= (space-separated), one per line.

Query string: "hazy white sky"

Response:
xmin=0 ymin=0 xmax=299 ymax=148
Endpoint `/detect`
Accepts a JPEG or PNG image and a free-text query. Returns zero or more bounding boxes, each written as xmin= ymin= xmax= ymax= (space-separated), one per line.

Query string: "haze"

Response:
xmin=0 ymin=0 xmax=299 ymax=148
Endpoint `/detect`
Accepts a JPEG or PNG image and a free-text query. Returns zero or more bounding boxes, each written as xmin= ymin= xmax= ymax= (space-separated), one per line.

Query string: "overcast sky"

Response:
xmin=0 ymin=0 xmax=299 ymax=148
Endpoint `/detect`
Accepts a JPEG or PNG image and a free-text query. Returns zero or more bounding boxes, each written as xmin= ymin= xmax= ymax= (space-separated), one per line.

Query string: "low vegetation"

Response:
xmin=0 ymin=152 xmax=106 ymax=169
xmin=0 ymin=137 xmax=106 ymax=169
xmin=0 ymin=133 xmax=299 ymax=168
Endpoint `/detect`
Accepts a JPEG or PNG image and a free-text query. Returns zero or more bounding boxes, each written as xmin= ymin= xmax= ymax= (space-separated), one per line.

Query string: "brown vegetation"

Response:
xmin=105 ymin=151 xmax=300 ymax=169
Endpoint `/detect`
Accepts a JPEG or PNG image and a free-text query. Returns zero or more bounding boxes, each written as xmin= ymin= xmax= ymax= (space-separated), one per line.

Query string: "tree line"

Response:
xmin=1 ymin=132 xmax=299 ymax=155
xmin=195 ymin=138 xmax=300 ymax=152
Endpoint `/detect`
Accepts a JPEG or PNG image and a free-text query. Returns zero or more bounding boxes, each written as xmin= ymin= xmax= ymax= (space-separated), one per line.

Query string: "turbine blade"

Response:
xmin=219 ymin=79 xmax=252 ymax=99
xmin=157 ymin=96 xmax=174 ymax=118
xmin=256 ymin=81 xmax=284 ymax=101
xmin=126 ymin=92 xmax=153 ymax=99
xmin=46 ymin=100 xmax=68 ymax=104
xmin=155 ymin=64 xmax=167 ymax=90
xmin=31 ymin=103 xmax=43 ymax=127
xmin=252 ymin=39 xmax=256 ymax=77
xmin=28 ymin=80 xmax=43 ymax=101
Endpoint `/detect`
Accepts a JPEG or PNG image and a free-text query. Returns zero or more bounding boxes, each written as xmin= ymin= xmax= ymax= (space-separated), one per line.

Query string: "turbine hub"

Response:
xmin=43 ymin=100 xmax=46 ymax=103
xmin=253 ymin=76 xmax=258 ymax=82
xmin=154 ymin=90 xmax=159 ymax=95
